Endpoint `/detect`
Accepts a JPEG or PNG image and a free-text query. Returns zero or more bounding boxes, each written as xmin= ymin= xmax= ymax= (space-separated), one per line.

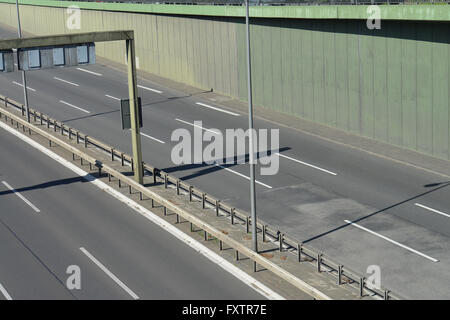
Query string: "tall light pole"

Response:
xmin=245 ymin=0 xmax=258 ymax=255
xmin=15 ymin=0 xmax=30 ymax=123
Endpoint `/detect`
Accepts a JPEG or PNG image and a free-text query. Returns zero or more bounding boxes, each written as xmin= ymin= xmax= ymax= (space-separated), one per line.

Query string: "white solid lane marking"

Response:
xmin=215 ymin=164 xmax=273 ymax=189
xmin=415 ymin=203 xmax=450 ymax=219
xmin=1 ymin=181 xmax=40 ymax=213
xmin=175 ymin=118 xmax=221 ymax=135
xmin=127 ymin=129 xmax=165 ymax=144
xmin=140 ymin=132 xmax=165 ymax=144
xmin=80 ymin=247 xmax=139 ymax=300
xmin=59 ymin=100 xmax=90 ymax=114
xmin=12 ymin=81 xmax=36 ymax=92
xmin=76 ymin=67 xmax=102 ymax=76
xmin=277 ymin=153 xmax=337 ymax=176
xmin=105 ymin=94 xmax=121 ymax=101
xmin=53 ymin=77 xmax=79 ymax=87
xmin=0 ymin=283 xmax=12 ymax=300
xmin=344 ymin=219 xmax=439 ymax=263
xmin=137 ymin=85 xmax=162 ymax=94
xmin=0 ymin=120 xmax=284 ymax=300
xmin=195 ymin=102 xmax=240 ymax=117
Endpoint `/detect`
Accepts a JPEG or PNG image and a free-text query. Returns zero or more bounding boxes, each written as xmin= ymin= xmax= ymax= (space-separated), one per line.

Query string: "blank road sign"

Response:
xmin=18 ymin=43 xmax=95 ymax=71
xmin=121 ymin=98 xmax=143 ymax=130
xmin=77 ymin=45 xmax=89 ymax=64
xmin=53 ymin=47 xmax=65 ymax=66
xmin=0 ymin=50 xmax=14 ymax=72
xmin=28 ymin=49 xmax=41 ymax=69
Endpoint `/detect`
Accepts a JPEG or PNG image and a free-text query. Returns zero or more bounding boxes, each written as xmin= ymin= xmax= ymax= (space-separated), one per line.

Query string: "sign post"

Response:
xmin=126 ymin=38 xmax=144 ymax=185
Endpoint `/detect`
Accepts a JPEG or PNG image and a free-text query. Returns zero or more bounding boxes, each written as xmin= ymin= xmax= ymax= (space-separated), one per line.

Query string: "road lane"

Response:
xmin=0 ymin=121 xmax=266 ymax=299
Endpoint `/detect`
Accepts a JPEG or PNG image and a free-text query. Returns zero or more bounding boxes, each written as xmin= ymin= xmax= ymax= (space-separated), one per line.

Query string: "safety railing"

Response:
xmin=0 ymin=93 xmax=403 ymax=300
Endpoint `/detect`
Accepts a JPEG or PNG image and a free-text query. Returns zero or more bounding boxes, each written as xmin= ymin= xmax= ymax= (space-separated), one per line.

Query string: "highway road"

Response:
xmin=1 ymin=25 xmax=450 ymax=299
xmin=0 ymin=114 xmax=271 ymax=300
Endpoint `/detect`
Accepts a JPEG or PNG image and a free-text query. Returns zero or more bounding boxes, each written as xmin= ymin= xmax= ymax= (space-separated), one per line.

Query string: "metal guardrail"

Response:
xmin=0 ymin=93 xmax=403 ymax=300
xmin=61 ymin=0 xmax=450 ymax=6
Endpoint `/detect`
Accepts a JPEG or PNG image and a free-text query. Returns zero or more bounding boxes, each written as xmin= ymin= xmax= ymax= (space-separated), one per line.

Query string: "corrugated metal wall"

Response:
xmin=0 ymin=3 xmax=449 ymax=160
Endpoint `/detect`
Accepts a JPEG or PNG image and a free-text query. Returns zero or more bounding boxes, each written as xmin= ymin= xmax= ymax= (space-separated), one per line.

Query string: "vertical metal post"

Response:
xmin=245 ymin=0 xmax=257 ymax=254
xmin=126 ymin=37 xmax=143 ymax=185
xmin=15 ymin=0 xmax=30 ymax=123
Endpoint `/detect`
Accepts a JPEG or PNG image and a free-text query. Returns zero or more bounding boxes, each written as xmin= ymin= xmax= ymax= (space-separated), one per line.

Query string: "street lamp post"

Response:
xmin=245 ymin=0 xmax=258 ymax=255
xmin=15 ymin=0 xmax=31 ymax=123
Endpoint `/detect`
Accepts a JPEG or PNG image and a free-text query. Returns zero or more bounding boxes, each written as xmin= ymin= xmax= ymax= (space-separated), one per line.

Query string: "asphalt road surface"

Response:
xmin=1 ymin=25 xmax=449 ymax=299
xmin=0 ymin=116 xmax=268 ymax=300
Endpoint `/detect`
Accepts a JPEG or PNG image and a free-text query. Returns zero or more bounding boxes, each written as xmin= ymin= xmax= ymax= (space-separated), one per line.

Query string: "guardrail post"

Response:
xmin=118 ymin=179 xmax=121 ymax=188
xmin=153 ymin=169 xmax=157 ymax=184
xmin=279 ymin=233 xmax=284 ymax=252
xmin=164 ymin=206 xmax=167 ymax=216
xmin=262 ymin=225 xmax=266 ymax=242
xmin=68 ymin=128 xmax=72 ymax=140
xmin=121 ymin=153 xmax=125 ymax=166
xmin=61 ymin=124 xmax=64 ymax=136
xmin=246 ymin=217 xmax=250 ymax=233
xmin=204 ymin=230 xmax=208 ymax=241
xmin=151 ymin=198 xmax=154 ymax=208
xmin=164 ymin=174 xmax=168 ymax=188
xmin=33 ymin=111 xmax=36 ymax=122
xmin=215 ymin=200 xmax=220 ymax=216
xmin=338 ymin=265 xmax=343 ymax=285
xmin=231 ymin=208 xmax=235 ymax=225
xmin=317 ymin=253 xmax=322 ymax=272
xmin=21 ymin=104 xmax=24 ymax=116
xmin=108 ymin=173 xmax=111 ymax=182
xmin=129 ymin=186 xmax=132 ymax=194
xmin=39 ymin=113 xmax=43 ymax=125
xmin=84 ymin=135 xmax=88 ymax=148
xmin=219 ymin=240 xmax=223 ymax=251
xmin=176 ymin=179 xmax=180 ymax=195
xmin=360 ymin=278 xmax=365 ymax=297
xmin=253 ymin=261 xmax=257 ymax=273
xmin=176 ymin=213 xmax=179 ymax=224
xmin=202 ymin=193 xmax=206 ymax=209
xmin=236 ymin=250 xmax=239 ymax=261
xmin=297 ymin=243 xmax=302 ymax=262
xmin=384 ymin=290 xmax=389 ymax=300
xmin=189 ymin=186 xmax=193 ymax=201
xmin=111 ymin=148 xmax=114 ymax=161
xmin=48 ymin=139 xmax=51 ymax=147
xmin=139 ymin=192 xmax=143 ymax=201
xmin=54 ymin=121 xmax=57 ymax=132
xmin=47 ymin=116 xmax=50 ymax=129
xmin=190 ymin=222 xmax=193 ymax=233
